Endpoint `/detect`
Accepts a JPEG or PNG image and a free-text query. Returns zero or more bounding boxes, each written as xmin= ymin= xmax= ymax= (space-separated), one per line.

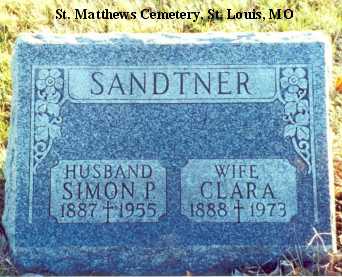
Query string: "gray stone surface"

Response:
xmin=3 ymin=32 xmax=336 ymax=275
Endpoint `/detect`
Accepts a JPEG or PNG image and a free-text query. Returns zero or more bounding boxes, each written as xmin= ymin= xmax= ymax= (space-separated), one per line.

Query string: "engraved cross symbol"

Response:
xmin=103 ymin=201 xmax=114 ymax=223
xmin=234 ymin=200 xmax=244 ymax=223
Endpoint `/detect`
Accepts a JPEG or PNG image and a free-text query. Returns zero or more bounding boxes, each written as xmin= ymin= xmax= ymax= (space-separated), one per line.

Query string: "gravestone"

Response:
xmin=4 ymin=32 xmax=336 ymax=275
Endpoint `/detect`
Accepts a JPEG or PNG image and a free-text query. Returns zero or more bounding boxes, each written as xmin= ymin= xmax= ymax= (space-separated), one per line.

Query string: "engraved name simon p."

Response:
xmin=90 ymin=70 xmax=251 ymax=96
xmin=50 ymin=161 xmax=166 ymax=223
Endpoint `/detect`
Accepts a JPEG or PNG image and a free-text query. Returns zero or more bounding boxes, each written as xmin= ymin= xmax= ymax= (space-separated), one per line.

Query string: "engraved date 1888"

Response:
xmin=190 ymin=201 xmax=287 ymax=223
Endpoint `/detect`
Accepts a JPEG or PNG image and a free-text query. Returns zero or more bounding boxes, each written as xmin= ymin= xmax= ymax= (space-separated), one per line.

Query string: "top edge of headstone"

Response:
xmin=15 ymin=31 xmax=329 ymax=45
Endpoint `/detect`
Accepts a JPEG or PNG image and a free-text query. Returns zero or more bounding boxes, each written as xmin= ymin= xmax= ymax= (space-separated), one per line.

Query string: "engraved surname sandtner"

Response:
xmin=67 ymin=66 xmax=277 ymax=101
xmin=90 ymin=70 xmax=251 ymax=96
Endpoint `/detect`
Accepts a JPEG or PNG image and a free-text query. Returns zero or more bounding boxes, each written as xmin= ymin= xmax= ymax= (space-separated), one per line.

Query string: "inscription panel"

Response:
xmin=181 ymin=159 xmax=297 ymax=222
xmin=50 ymin=160 xmax=166 ymax=223
xmin=68 ymin=66 xmax=277 ymax=103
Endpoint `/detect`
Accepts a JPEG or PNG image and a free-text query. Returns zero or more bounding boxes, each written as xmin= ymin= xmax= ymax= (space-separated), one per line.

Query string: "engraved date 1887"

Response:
xmin=60 ymin=201 xmax=159 ymax=223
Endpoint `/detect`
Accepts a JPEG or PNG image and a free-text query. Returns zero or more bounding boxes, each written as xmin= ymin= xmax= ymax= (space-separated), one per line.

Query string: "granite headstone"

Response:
xmin=4 ymin=32 xmax=336 ymax=275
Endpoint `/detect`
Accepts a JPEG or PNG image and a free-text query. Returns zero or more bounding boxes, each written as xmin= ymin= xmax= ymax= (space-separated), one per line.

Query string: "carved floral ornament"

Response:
xmin=280 ymin=67 xmax=312 ymax=174
xmin=32 ymin=67 xmax=313 ymax=175
xmin=33 ymin=69 xmax=64 ymax=173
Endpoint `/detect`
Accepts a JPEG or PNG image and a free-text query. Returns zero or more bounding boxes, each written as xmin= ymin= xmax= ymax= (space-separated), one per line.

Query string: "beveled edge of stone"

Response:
xmin=325 ymin=37 xmax=337 ymax=252
xmin=2 ymin=44 xmax=20 ymax=253
xmin=15 ymin=31 xmax=330 ymax=45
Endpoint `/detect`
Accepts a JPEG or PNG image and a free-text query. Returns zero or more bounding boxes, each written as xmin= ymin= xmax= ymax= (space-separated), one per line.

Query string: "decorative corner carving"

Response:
xmin=33 ymin=69 xmax=64 ymax=174
xmin=279 ymin=67 xmax=312 ymax=174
